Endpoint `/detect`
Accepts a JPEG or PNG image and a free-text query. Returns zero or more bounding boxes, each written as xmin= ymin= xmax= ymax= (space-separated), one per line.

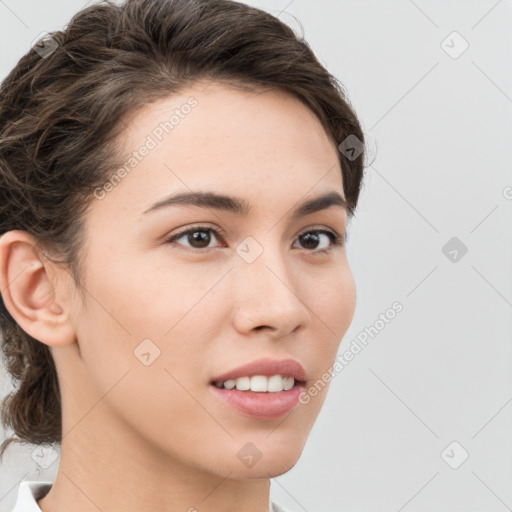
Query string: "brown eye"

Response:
xmin=185 ymin=230 xmax=212 ymax=248
xmin=293 ymin=229 xmax=342 ymax=252
xmin=165 ymin=226 xmax=225 ymax=250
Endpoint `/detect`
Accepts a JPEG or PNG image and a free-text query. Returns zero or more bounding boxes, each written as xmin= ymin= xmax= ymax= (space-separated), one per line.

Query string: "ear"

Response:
xmin=0 ymin=230 xmax=76 ymax=347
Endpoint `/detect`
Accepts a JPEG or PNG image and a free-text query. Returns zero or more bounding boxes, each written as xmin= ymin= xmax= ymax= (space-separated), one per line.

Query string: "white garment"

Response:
xmin=10 ymin=480 xmax=293 ymax=512
xmin=10 ymin=481 xmax=52 ymax=512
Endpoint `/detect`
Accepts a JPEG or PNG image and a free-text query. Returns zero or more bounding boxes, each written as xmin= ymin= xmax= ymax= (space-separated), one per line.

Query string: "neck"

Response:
xmin=38 ymin=413 xmax=272 ymax=512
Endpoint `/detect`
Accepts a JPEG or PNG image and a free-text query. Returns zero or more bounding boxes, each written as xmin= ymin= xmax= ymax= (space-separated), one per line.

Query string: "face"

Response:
xmin=63 ymin=81 xmax=356 ymax=479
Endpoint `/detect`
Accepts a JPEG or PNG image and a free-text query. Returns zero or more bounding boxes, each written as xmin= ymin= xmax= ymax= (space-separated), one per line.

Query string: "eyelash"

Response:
xmin=163 ymin=224 xmax=344 ymax=255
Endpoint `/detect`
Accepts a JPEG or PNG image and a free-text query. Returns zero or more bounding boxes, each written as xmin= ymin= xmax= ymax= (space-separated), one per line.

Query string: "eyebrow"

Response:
xmin=141 ymin=190 xmax=349 ymax=219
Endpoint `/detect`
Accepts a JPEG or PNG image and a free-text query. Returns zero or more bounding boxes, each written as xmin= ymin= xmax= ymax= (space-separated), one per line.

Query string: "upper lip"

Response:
xmin=211 ymin=358 xmax=306 ymax=383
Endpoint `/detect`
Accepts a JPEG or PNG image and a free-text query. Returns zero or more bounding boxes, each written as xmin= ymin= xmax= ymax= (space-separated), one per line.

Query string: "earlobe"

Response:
xmin=0 ymin=230 xmax=75 ymax=347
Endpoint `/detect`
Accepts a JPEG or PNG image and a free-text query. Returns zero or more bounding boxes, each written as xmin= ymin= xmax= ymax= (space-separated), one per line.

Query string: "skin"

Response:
xmin=0 ymin=81 xmax=356 ymax=512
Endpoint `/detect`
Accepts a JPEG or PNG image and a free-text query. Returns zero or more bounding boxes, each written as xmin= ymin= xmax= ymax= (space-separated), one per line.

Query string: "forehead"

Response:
xmin=119 ymin=81 xmax=340 ymax=172
xmin=92 ymin=82 xmax=344 ymax=220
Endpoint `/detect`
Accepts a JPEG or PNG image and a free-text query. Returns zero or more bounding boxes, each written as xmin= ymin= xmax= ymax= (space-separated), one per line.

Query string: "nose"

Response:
xmin=230 ymin=241 xmax=312 ymax=338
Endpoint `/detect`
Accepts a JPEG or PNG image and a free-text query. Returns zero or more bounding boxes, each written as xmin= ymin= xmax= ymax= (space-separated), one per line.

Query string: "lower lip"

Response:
xmin=209 ymin=382 xmax=305 ymax=420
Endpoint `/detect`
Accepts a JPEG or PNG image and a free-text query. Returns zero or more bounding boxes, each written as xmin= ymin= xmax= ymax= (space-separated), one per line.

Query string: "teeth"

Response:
xmin=235 ymin=376 xmax=250 ymax=391
xmin=250 ymin=375 xmax=267 ymax=392
xmin=216 ymin=375 xmax=296 ymax=392
xmin=267 ymin=375 xmax=283 ymax=392
xmin=223 ymin=379 xmax=236 ymax=389
xmin=283 ymin=377 xmax=294 ymax=391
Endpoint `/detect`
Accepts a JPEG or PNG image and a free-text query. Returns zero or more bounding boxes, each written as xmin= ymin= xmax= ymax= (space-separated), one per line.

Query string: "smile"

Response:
xmin=212 ymin=375 xmax=296 ymax=392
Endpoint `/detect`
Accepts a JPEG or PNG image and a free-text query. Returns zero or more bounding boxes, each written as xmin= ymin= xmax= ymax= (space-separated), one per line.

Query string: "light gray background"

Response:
xmin=1 ymin=1 xmax=511 ymax=511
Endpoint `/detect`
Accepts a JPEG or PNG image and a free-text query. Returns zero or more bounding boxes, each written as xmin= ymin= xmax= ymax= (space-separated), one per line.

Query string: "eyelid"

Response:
xmin=296 ymin=223 xmax=345 ymax=243
xmin=296 ymin=224 xmax=337 ymax=237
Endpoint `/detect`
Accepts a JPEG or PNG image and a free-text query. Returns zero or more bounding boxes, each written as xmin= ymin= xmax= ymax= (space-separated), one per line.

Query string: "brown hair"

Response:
xmin=0 ymin=0 xmax=367 ymax=460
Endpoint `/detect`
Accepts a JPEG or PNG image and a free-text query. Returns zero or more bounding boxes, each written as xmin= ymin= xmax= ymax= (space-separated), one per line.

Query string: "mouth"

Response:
xmin=208 ymin=358 xmax=307 ymax=420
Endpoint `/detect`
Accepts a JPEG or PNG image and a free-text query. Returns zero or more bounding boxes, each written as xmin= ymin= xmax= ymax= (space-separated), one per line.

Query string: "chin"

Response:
xmin=228 ymin=455 xmax=302 ymax=480
xmin=218 ymin=436 xmax=307 ymax=480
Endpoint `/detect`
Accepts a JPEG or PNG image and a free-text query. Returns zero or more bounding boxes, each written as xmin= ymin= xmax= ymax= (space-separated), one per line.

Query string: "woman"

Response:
xmin=0 ymin=0 xmax=366 ymax=510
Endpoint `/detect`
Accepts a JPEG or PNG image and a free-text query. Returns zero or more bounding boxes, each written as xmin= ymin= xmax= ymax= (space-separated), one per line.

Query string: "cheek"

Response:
xmin=76 ymin=255 xmax=223 ymax=387
xmin=72 ymin=264 xmax=220 ymax=454
xmin=300 ymin=262 xmax=356 ymax=376
xmin=82 ymin=254 xmax=212 ymax=338
xmin=306 ymin=261 xmax=356 ymax=336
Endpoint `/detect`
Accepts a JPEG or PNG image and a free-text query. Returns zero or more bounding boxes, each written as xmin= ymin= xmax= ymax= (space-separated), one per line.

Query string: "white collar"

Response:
xmin=11 ymin=480 xmax=52 ymax=512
